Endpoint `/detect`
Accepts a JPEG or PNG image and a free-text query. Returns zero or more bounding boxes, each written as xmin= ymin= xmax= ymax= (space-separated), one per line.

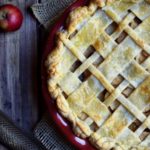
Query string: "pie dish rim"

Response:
xmin=42 ymin=0 xmax=95 ymax=149
xmin=44 ymin=0 xmax=150 ymax=149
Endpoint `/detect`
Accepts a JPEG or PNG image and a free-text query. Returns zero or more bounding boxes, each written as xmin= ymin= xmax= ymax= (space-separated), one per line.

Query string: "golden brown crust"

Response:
xmin=66 ymin=6 xmax=91 ymax=34
xmin=93 ymin=0 xmax=106 ymax=7
xmin=45 ymin=38 xmax=91 ymax=139
xmin=146 ymin=0 xmax=150 ymax=3
xmin=66 ymin=2 xmax=98 ymax=35
xmin=45 ymin=0 xmax=150 ymax=149
xmin=66 ymin=0 xmax=141 ymax=35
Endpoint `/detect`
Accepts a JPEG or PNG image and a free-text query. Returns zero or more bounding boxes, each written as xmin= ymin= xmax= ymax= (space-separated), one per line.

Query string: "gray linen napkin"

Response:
xmin=31 ymin=0 xmax=76 ymax=150
xmin=34 ymin=115 xmax=75 ymax=150
xmin=31 ymin=0 xmax=75 ymax=28
xmin=0 ymin=110 xmax=44 ymax=150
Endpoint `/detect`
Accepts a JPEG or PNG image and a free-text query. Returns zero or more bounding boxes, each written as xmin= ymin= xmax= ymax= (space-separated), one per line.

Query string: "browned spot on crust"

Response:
xmin=93 ymin=0 xmax=105 ymax=7
xmin=141 ymin=85 xmax=150 ymax=95
xmin=94 ymin=40 xmax=102 ymax=50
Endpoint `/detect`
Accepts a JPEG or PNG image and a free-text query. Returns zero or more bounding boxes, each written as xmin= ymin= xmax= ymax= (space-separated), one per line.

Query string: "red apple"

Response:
xmin=0 ymin=4 xmax=23 ymax=32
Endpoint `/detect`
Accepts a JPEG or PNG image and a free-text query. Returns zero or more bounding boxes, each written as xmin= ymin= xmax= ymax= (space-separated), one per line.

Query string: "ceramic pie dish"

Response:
xmin=42 ymin=1 xmax=94 ymax=149
xmin=43 ymin=0 xmax=150 ymax=149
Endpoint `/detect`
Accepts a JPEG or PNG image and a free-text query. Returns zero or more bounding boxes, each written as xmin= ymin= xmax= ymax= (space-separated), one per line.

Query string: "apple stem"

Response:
xmin=2 ymin=12 xmax=7 ymax=19
xmin=0 ymin=12 xmax=7 ymax=20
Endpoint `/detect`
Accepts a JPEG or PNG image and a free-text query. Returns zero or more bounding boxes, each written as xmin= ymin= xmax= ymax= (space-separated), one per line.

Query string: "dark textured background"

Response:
xmin=0 ymin=0 xmax=46 ymax=149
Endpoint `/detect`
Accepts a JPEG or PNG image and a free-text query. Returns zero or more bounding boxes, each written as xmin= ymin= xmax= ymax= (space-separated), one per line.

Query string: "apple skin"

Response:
xmin=0 ymin=4 xmax=23 ymax=32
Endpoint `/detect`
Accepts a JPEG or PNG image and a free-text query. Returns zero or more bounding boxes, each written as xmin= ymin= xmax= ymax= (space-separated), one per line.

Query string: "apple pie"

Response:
xmin=45 ymin=0 xmax=150 ymax=149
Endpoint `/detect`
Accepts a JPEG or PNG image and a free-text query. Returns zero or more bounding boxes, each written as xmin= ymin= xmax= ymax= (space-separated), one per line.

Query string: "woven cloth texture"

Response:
xmin=31 ymin=0 xmax=75 ymax=28
xmin=32 ymin=0 xmax=76 ymax=150
xmin=0 ymin=111 xmax=44 ymax=150
xmin=34 ymin=115 xmax=75 ymax=150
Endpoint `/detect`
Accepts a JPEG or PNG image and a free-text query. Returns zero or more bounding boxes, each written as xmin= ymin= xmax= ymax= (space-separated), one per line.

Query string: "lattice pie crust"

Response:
xmin=45 ymin=0 xmax=150 ymax=149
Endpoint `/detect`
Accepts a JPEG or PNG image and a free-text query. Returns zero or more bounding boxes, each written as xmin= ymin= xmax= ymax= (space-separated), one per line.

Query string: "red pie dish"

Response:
xmin=41 ymin=0 xmax=95 ymax=149
xmin=42 ymin=0 xmax=150 ymax=149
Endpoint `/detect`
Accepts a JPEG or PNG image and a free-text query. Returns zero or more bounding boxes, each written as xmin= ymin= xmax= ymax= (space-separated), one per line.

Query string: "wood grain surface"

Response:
xmin=0 ymin=0 xmax=45 ymax=149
